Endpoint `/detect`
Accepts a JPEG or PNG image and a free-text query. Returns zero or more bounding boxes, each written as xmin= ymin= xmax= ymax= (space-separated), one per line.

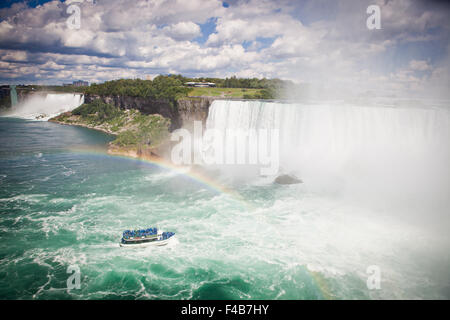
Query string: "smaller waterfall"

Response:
xmin=10 ymin=85 xmax=18 ymax=107
xmin=1 ymin=93 xmax=84 ymax=121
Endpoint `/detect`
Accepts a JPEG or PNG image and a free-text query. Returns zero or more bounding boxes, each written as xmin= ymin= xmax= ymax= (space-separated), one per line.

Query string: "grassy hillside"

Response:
xmin=187 ymin=87 xmax=268 ymax=98
xmin=50 ymin=100 xmax=170 ymax=149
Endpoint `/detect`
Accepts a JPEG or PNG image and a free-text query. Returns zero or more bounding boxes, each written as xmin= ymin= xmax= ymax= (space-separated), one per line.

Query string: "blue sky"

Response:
xmin=0 ymin=0 xmax=449 ymax=97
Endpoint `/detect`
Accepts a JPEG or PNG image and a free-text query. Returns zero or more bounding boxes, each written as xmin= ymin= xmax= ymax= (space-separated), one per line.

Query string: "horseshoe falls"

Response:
xmin=205 ymin=100 xmax=450 ymax=218
xmin=0 ymin=98 xmax=449 ymax=300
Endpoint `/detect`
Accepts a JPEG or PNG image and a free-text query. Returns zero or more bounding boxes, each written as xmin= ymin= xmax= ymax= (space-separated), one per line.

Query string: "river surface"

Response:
xmin=0 ymin=112 xmax=449 ymax=299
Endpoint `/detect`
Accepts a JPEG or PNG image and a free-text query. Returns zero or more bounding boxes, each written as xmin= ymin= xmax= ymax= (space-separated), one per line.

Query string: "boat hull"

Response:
xmin=119 ymin=236 xmax=174 ymax=247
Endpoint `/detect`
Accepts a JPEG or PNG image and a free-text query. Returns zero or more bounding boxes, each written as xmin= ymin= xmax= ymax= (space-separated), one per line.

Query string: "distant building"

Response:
xmin=63 ymin=80 xmax=89 ymax=87
xmin=185 ymin=82 xmax=216 ymax=87
xmin=73 ymin=80 xmax=89 ymax=87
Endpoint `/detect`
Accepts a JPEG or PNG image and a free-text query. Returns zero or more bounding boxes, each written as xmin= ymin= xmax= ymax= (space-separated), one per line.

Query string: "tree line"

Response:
xmin=84 ymin=76 xmax=192 ymax=102
xmin=168 ymin=74 xmax=294 ymax=90
xmin=84 ymin=74 xmax=297 ymax=100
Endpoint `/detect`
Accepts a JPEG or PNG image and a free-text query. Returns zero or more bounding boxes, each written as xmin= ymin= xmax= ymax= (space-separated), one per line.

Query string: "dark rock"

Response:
xmin=274 ymin=174 xmax=303 ymax=185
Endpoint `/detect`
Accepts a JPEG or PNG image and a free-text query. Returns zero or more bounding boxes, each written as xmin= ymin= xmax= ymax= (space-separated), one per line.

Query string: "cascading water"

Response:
xmin=1 ymin=93 xmax=84 ymax=121
xmin=0 ymin=98 xmax=449 ymax=299
xmin=0 ymin=95 xmax=448 ymax=299
xmin=198 ymin=99 xmax=450 ymax=299
xmin=9 ymin=85 xmax=18 ymax=107
xmin=205 ymin=99 xmax=450 ymax=222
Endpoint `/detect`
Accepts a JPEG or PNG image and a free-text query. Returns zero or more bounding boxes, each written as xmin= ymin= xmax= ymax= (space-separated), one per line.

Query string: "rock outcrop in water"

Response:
xmin=48 ymin=95 xmax=248 ymax=166
xmin=49 ymin=101 xmax=176 ymax=161
xmin=274 ymin=174 xmax=303 ymax=185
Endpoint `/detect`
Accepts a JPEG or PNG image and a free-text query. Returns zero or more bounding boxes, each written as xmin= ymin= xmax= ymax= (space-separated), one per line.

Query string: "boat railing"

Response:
xmin=122 ymin=227 xmax=158 ymax=239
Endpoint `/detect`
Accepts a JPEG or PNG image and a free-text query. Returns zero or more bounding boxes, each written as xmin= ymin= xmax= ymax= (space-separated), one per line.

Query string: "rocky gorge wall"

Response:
xmin=176 ymin=96 xmax=216 ymax=131
xmin=3 ymin=89 xmax=218 ymax=131
xmin=84 ymin=94 xmax=217 ymax=131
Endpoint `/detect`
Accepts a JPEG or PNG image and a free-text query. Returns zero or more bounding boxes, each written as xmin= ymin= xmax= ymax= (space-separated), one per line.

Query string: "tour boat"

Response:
xmin=120 ymin=227 xmax=175 ymax=247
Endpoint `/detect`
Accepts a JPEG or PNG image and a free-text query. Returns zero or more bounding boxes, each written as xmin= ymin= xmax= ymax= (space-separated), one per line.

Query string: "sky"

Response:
xmin=0 ymin=0 xmax=449 ymax=98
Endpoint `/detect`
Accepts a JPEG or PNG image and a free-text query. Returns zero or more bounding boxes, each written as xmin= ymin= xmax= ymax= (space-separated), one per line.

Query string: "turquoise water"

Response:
xmin=0 ymin=117 xmax=449 ymax=299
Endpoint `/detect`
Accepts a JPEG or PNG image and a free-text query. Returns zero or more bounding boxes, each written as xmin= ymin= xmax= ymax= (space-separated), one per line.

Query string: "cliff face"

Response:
xmin=84 ymin=94 xmax=180 ymax=130
xmin=176 ymin=97 xmax=217 ymax=131
xmin=84 ymin=94 xmax=217 ymax=131
xmin=0 ymin=87 xmax=11 ymax=109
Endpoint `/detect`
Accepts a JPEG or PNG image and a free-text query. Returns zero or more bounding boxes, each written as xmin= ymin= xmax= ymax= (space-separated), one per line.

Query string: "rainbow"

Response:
xmin=69 ymin=146 xmax=253 ymax=210
xmin=50 ymin=147 xmax=336 ymax=299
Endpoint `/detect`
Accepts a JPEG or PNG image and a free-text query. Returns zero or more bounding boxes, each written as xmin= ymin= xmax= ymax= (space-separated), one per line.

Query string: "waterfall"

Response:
xmin=1 ymin=93 xmax=84 ymax=121
xmin=9 ymin=85 xmax=18 ymax=107
xmin=205 ymin=99 xmax=450 ymax=212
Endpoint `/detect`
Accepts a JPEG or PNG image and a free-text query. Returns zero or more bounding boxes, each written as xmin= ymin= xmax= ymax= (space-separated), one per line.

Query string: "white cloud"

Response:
xmin=0 ymin=0 xmax=447 ymax=98
xmin=162 ymin=22 xmax=201 ymax=40
xmin=409 ymin=60 xmax=431 ymax=71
